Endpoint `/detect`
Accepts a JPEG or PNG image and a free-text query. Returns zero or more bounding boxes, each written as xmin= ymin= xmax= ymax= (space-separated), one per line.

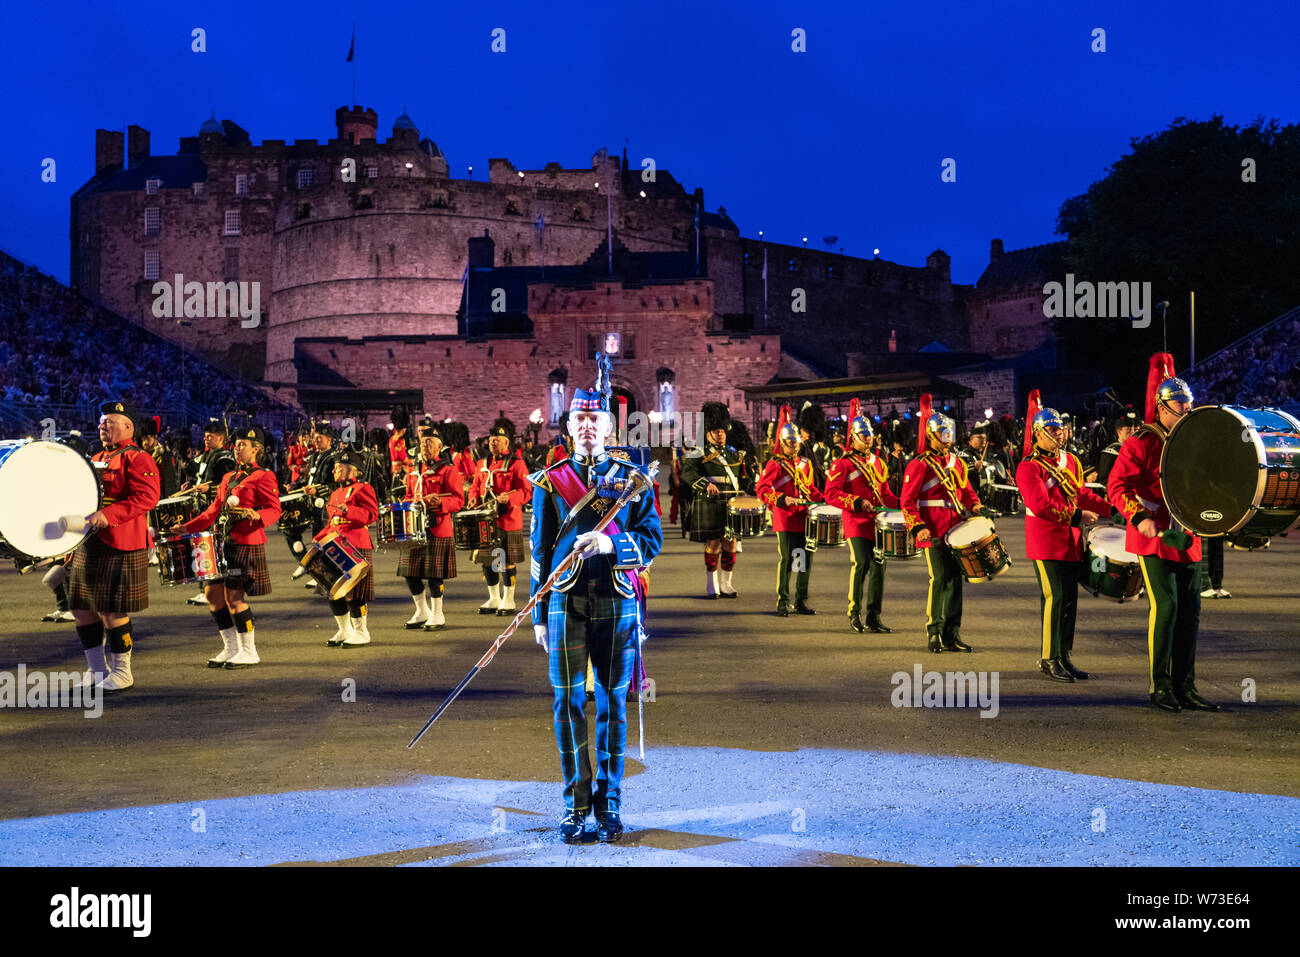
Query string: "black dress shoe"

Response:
xmin=1039 ymin=657 xmax=1075 ymax=682
xmin=794 ymin=602 xmax=816 ymax=615
xmin=1176 ymin=689 xmax=1221 ymax=712
xmin=719 ymin=590 xmax=737 ymax=599
xmin=1059 ymin=652 xmax=1089 ymax=679
xmin=927 ymin=634 xmax=944 ymax=654
xmin=1150 ymin=689 xmax=1182 ymax=712
xmin=559 ymin=810 xmax=590 ymax=844
xmin=941 ymin=635 xmax=972 ymax=652
xmin=848 ymin=613 xmax=865 ymax=633
xmin=478 ymin=606 xmax=496 ymax=615
xmin=866 ymin=617 xmax=893 ymax=634
xmin=776 ymin=601 xmax=790 ymax=618
xmin=596 ymin=811 xmax=623 ymax=843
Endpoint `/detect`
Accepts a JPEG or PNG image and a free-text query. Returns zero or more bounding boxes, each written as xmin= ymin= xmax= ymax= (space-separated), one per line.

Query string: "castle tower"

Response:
xmin=336 ymin=105 xmax=378 ymax=145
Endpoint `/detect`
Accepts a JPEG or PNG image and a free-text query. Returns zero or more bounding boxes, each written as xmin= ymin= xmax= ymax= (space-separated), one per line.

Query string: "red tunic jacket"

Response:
xmin=1016 ymin=449 xmax=1113 ymax=561
xmin=316 ymin=480 xmax=379 ymax=549
xmin=93 ymin=442 xmax=161 ymax=551
xmin=471 ymin=454 xmax=530 ymax=532
xmin=404 ymin=460 xmax=464 ymax=538
xmin=1106 ymin=424 xmax=1202 ymax=563
xmin=755 ymin=453 xmax=824 ymax=533
xmin=900 ymin=451 xmax=981 ymax=548
xmin=824 ymin=451 xmax=901 ymax=539
xmin=183 ymin=467 xmax=281 ymax=545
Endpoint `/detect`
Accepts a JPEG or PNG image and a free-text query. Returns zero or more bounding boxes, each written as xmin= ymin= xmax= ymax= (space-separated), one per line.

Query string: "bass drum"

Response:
xmin=1161 ymin=406 xmax=1300 ymax=538
xmin=0 ymin=439 xmax=101 ymax=560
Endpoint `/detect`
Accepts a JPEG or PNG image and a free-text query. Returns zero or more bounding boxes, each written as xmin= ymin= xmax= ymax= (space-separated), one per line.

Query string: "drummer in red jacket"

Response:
xmin=1015 ymin=397 xmax=1112 ymax=683
xmin=397 ymin=420 xmax=464 ymax=631
xmin=316 ymin=449 xmax=380 ymax=647
xmin=469 ymin=422 xmax=531 ymax=617
xmin=755 ymin=412 xmax=824 ymax=617
xmin=1107 ymin=354 xmax=1215 ymax=713
xmin=825 ymin=413 xmax=899 ymax=634
xmin=180 ymin=425 xmax=281 ymax=669
xmin=68 ymin=399 xmax=161 ymax=693
xmin=900 ymin=398 xmax=985 ymax=654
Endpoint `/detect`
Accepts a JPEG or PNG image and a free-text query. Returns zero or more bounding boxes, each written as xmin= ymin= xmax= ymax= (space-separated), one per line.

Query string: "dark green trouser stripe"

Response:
xmin=775 ymin=531 xmax=813 ymax=603
xmin=1138 ymin=554 xmax=1201 ymax=695
xmin=848 ymin=536 xmax=886 ymax=619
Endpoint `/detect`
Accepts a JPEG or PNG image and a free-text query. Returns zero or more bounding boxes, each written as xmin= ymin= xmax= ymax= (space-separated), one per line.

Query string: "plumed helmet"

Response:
xmin=925 ymin=412 xmax=955 ymax=447
xmin=778 ymin=422 xmax=799 ymax=445
xmin=1032 ymin=407 xmax=1065 ymax=437
xmin=1155 ymin=377 xmax=1193 ymax=411
xmin=848 ymin=415 xmax=874 ymax=439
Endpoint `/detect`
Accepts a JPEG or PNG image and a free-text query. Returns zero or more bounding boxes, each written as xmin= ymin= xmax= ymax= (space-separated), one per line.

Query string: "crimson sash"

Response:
xmin=548 ymin=463 xmax=647 ymax=604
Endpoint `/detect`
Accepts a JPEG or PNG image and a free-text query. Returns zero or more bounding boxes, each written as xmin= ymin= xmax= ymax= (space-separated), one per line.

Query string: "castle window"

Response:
xmin=431 ymin=190 xmax=448 ymax=208
xmin=143 ymin=207 xmax=160 ymax=237
xmin=365 ymin=164 xmax=379 ymax=179
xmin=502 ymin=248 xmax=512 ymax=265
xmin=355 ymin=193 xmax=374 ymax=210
xmin=743 ymin=251 xmax=752 ymax=265
xmin=787 ymin=258 xmax=797 ymax=272
xmin=296 ymin=203 xmax=311 ymax=220
xmin=297 ymin=168 xmax=315 ymax=189
xmin=235 ymin=173 xmax=248 ymax=197
xmin=570 ymin=205 xmax=587 ymax=222
xmin=223 ymin=210 xmax=241 ymax=236
xmin=144 ymin=251 xmax=160 ymax=281
xmin=505 ymin=199 xmax=521 ymax=216
xmin=672 ymin=226 xmax=682 ymax=240
xmin=827 ymin=264 xmax=840 ymax=279
xmin=224 ymin=247 xmax=239 ymax=280
xmin=145 ymin=177 xmax=161 ymax=195
xmin=192 ymin=182 xmax=205 ymax=198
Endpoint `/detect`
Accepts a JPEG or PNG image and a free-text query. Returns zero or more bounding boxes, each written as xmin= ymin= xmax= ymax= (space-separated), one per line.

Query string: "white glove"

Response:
xmin=534 ymin=624 xmax=548 ymax=652
xmin=575 ymin=531 xmax=614 ymax=559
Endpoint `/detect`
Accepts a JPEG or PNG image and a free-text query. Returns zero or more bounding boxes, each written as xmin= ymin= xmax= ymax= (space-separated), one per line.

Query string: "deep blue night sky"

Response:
xmin=2 ymin=0 xmax=1294 ymax=287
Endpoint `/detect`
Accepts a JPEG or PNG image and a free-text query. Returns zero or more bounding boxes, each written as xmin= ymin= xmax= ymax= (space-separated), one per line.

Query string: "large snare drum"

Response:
xmin=945 ymin=516 xmax=1011 ymax=583
xmin=453 ymin=507 xmax=494 ymax=550
xmin=0 ymin=439 xmax=101 ymax=561
xmin=1162 ymin=405 xmax=1300 ymax=538
xmin=874 ymin=509 xmax=917 ymax=560
xmin=1083 ymin=525 xmax=1143 ymax=602
xmin=156 ymin=529 xmax=227 ymax=586
xmin=300 ymin=531 xmax=370 ymax=599
xmin=151 ymin=494 xmax=198 ymax=535
xmin=277 ymin=491 xmax=314 ymax=536
xmin=807 ymin=504 xmax=845 ymax=548
xmin=377 ymin=501 xmax=427 ymax=549
xmin=726 ymin=495 xmax=767 ymax=538
xmin=990 ymin=483 xmax=1022 ymax=516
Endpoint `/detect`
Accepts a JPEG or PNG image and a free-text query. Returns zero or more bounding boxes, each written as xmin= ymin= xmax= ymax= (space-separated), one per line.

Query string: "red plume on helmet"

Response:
xmin=1023 ymin=389 xmax=1042 ymax=458
xmin=846 ymin=398 xmax=862 ymax=451
xmin=916 ymin=393 xmax=933 ymax=455
xmin=1145 ymin=353 xmax=1176 ymax=423
xmin=776 ymin=404 xmax=792 ymax=442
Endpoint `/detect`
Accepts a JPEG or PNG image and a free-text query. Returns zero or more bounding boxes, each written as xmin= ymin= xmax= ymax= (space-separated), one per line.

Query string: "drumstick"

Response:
xmin=59 ymin=515 xmax=88 ymax=533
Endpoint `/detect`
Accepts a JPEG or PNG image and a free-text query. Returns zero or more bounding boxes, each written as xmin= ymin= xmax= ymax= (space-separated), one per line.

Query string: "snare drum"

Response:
xmin=1162 ymin=405 xmax=1300 ymax=538
xmin=944 ymin=516 xmax=1011 ymax=583
xmin=300 ymin=531 xmax=371 ymax=599
xmin=151 ymin=494 xmax=198 ymax=535
xmin=277 ymin=491 xmax=314 ymax=536
xmin=807 ymin=504 xmax=845 ymax=548
xmin=452 ymin=507 xmax=494 ymax=551
xmin=156 ymin=529 xmax=227 ymax=586
xmin=1083 ymin=525 xmax=1143 ymax=602
xmin=377 ymin=501 xmax=427 ymax=549
xmin=726 ymin=495 xmax=767 ymax=538
xmin=0 ymin=439 xmax=101 ymax=561
xmin=874 ymin=509 xmax=917 ymax=560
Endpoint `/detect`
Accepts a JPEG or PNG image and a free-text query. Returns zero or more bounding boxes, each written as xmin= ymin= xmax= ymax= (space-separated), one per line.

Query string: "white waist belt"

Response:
xmin=917 ymin=500 xmax=955 ymax=508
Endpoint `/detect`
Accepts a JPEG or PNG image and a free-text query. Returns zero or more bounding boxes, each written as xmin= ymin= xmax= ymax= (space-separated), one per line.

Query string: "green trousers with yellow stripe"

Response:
xmin=847 ymin=536 xmax=886 ymax=621
xmin=922 ymin=545 xmax=963 ymax=640
xmin=775 ymin=531 xmax=813 ymax=605
xmin=1031 ymin=559 xmax=1079 ymax=660
xmin=1138 ymin=555 xmax=1201 ymax=695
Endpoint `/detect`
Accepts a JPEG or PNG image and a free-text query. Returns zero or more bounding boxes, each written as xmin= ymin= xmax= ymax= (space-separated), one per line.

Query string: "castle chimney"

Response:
xmin=990 ymin=238 xmax=1004 ymax=262
xmin=127 ymin=126 xmax=150 ymax=168
xmin=336 ymin=105 xmax=378 ymax=145
xmin=467 ymin=228 xmax=495 ymax=268
xmin=95 ymin=129 xmax=124 ymax=175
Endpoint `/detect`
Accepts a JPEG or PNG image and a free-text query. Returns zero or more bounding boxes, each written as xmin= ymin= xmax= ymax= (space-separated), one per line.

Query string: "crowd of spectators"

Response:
xmin=1185 ymin=310 xmax=1300 ymax=415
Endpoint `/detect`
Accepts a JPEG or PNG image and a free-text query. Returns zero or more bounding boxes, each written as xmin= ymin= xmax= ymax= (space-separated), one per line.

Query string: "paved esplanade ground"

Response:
xmin=1 ymin=519 xmax=1296 ymax=866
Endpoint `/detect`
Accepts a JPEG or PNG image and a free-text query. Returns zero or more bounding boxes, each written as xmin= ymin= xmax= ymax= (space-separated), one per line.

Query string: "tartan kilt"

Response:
xmin=396 ymin=535 xmax=457 ymax=580
xmin=223 ymin=542 xmax=272 ymax=596
xmin=688 ymin=495 xmax=729 ymax=542
xmin=474 ymin=528 xmax=526 ymax=565
xmin=67 ymin=536 xmax=149 ymax=613
xmin=347 ymin=547 xmax=375 ymax=603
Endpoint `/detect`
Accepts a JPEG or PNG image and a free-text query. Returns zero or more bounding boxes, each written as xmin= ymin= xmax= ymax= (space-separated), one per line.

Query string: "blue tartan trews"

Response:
xmin=547 ymin=584 xmax=639 ymax=814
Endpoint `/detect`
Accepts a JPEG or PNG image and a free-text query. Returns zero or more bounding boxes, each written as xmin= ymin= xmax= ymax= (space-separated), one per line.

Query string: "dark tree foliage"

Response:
xmin=1053 ymin=115 xmax=1300 ymax=399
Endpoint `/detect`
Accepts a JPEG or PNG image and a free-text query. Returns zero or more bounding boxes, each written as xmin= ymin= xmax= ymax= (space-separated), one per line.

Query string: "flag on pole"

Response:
xmin=346 ymin=28 xmax=355 ymax=62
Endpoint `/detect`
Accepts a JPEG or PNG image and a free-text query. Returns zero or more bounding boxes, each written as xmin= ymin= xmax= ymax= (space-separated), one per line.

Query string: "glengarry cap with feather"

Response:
xmin=569 ymin=351 xmax=613 ymax=415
